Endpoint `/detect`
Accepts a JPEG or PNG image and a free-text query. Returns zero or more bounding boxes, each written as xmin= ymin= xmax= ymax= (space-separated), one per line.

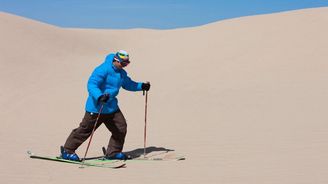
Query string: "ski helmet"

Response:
xmin=114 ymin=50 xmax=130 ymax=63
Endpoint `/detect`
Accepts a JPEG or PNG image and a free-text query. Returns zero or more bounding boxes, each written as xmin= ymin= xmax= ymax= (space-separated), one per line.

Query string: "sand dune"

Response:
xmin=1 ymin=7 xmax=328 ymax=184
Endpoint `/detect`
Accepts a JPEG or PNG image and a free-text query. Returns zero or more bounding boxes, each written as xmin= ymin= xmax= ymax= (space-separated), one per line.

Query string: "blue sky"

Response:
xmin=1 ymin=0 xmax=328 ymax=29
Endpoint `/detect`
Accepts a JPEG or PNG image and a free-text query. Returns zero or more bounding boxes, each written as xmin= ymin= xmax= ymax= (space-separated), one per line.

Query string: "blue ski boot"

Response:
xmin=60 ymin=146 xmax=80 ymax=162
xmin=106 ymin=152 xmax=129 ymax=160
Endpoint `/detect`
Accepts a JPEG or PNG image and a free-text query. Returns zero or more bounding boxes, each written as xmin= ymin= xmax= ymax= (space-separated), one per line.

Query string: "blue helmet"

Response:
xmin=114 ymin=50 xmax=130 ymax=63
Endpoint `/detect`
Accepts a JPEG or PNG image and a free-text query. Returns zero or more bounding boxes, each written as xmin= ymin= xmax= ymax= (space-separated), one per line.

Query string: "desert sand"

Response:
xmin=1 ymin=7 xmax=328 ymax=184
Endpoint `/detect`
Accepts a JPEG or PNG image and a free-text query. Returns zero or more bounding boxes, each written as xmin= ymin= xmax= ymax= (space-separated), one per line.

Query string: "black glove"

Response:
xmin=141 ymin=82 xmax=151 ymax=91
xmin=98 ymin=94 xmax=110 ymax=104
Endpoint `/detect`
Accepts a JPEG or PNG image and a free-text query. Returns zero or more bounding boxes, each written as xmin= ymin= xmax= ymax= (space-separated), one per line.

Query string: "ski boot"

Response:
xmin=105 ymin=152 xmax=129 ymax=160
xmin=60 ymin=146 xmax=80 ymax=162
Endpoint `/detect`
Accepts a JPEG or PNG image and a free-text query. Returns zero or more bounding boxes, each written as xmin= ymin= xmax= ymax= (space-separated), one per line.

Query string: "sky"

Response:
xmin=1 ymin=0 xmax=328 ymax=29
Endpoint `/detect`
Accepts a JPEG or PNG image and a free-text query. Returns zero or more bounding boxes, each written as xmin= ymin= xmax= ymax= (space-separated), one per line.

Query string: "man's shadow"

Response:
xmin=86 ymin=146 xmax=175 ymax=160
xmin=124 ymin=146 xmax=174 ymax=158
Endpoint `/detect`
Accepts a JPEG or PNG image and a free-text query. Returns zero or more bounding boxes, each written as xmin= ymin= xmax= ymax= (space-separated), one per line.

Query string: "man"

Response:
xmin=61 ymin=50 xmax=150 ymax=161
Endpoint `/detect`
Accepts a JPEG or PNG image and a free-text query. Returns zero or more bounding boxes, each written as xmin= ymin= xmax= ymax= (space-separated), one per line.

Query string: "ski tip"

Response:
xmin=177 ymin=157 xmax=186 ymax=161
xmin=112 ymin=163 xmax=126 ymax=169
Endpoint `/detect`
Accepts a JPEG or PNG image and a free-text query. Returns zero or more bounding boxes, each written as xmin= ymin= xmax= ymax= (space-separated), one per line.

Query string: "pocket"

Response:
xmin=82 ymin=112 xmax=98 ymax=122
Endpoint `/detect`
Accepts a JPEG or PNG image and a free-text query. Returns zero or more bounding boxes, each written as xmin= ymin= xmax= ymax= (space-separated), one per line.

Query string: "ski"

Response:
xmin=102 ymin=147 xmax=185 ymax=161
xmin=27 ymin=151 xmax=126 ymax=169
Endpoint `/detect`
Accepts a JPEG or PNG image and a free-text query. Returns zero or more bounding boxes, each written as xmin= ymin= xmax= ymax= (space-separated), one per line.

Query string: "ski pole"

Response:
xmin=80 ymin=104 xmax=104 ymax=168
xmin=143 ymin=90 xmax=148 ymax=158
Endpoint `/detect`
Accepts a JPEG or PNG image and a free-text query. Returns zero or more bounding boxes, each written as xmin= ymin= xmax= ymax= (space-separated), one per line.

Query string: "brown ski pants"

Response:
xmin=63 ymin=109 xmax=127 ymax=157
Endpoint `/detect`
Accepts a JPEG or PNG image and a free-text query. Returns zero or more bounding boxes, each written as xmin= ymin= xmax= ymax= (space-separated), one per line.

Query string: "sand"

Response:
xmin=1 ymin=7 xmax=328 ymax=184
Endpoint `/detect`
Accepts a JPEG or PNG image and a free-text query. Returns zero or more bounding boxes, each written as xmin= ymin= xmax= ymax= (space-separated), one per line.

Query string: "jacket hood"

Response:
xmin=104 ymin=53 xmax=115 ymax=64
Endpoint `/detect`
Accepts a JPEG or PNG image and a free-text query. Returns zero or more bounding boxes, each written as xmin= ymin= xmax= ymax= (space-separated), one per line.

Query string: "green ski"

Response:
xmin=27 ymin=151 xmax=126 ymax=169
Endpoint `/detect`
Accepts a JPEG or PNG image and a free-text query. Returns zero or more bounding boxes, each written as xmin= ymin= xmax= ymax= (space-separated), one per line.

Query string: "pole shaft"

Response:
xmin=143 ymin=91 xmax=148 ymax=157
xmin=80 ymin=104 xmax=104 ymax=166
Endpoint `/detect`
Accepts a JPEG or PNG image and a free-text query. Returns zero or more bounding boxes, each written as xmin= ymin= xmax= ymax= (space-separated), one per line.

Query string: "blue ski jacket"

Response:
xmin=85 ymin=53 xmax=143 ymax=114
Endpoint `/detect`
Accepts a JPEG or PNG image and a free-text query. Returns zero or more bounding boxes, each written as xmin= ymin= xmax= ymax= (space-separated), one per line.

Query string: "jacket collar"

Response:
xmin=111 ymin=63 xmax=120 ymax=72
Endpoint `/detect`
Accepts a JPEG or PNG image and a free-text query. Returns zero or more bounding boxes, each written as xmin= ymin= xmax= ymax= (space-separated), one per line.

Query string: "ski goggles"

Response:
xmin=120 ymin=60 xmax=130 ymax=67
xmin=114 ymin=55 xmax=130 ymax=66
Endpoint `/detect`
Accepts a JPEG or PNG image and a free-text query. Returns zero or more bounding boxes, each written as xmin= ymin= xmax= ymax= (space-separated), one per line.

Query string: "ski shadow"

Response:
xmin=123 ymin=146 xmax=175 ymax=159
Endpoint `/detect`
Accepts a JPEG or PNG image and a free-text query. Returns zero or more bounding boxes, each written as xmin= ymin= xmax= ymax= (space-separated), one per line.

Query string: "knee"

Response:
xmin=119 ymin=126 xmax=127 ymax=136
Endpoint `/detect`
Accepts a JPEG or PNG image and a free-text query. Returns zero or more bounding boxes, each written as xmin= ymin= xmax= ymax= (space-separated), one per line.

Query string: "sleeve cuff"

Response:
xmin=95 ymin=93 xmax=103 ymax=101
xmin=137 ymin=82 xmax=143 ymax=91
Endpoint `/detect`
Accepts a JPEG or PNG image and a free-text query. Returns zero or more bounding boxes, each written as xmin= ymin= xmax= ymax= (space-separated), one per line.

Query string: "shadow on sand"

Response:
xmin=123 ymin=146 xmax=175 ymax=158
xmin=85 ymin=146 xmax=175 ymax=160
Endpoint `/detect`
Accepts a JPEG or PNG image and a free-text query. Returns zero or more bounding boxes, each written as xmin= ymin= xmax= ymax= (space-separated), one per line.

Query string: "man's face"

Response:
xmin=113 ymin=61 xmax=129 ymax=69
